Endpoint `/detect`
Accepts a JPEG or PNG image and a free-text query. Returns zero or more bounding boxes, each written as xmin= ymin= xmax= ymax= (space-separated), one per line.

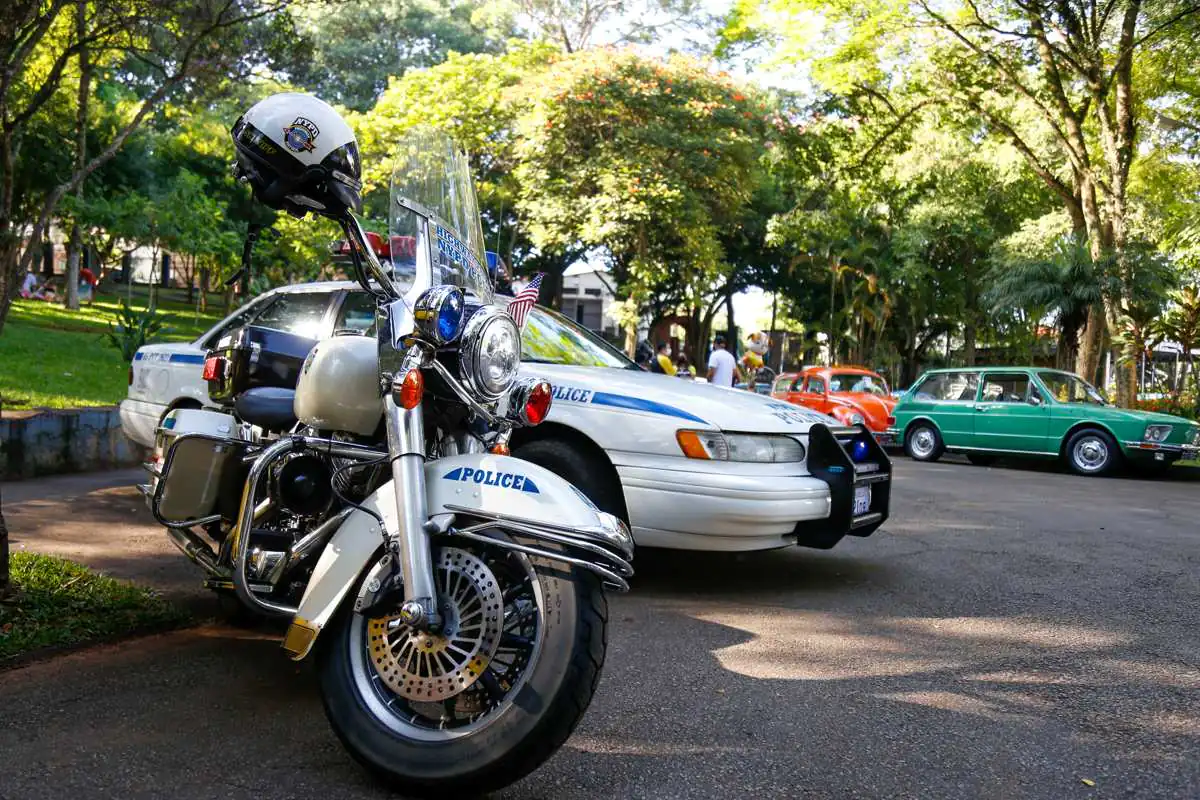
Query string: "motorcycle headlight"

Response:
xmin=1143 ymin=424 xmax=1172 ymax=443
xmin=459 ymin=307 xmax=520 ymax=401
xmin=676 ymin=431 xmax=806 ymax=463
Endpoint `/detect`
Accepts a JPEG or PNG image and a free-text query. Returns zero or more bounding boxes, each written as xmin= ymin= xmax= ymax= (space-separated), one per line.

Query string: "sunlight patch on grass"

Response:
xmin=1 ymin=290 xmax=226 ymax=410
xmin=0 ymin=553 xmax=190 ymax=664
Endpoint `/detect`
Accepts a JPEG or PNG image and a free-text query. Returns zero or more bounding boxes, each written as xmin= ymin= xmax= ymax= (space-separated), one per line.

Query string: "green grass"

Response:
xmin=0 ymin=289 xmax=224 ymax=410
xmin=0 ymin=552 xmax=191 ymax=664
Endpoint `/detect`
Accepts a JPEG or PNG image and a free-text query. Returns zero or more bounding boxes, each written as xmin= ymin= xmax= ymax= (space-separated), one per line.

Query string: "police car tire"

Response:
xmin=514 ymin=438 xmax=625 ymax=520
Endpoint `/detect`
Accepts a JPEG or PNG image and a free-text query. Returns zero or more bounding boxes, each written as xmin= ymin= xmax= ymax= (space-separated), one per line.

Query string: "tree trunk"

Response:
xmin=1076 ymin=304 xmax=1105 ymax=383
xmin=185 ymin=254 xmax=195 ymax=304
xmin=725 ymin=286 xmax=736 ymax=351
xmin=0 ymin=110 xmax=19 ymax=332
xmin=962 ymin=319 xmax=976 ymax=367
xmin=0 ymin=396 xmax=8 ymax=598
xmin=768 ymin=292 xmax=779 ymax=372
xmin=1107 ymin=301 xmax=1138 ymax=406
xmin=65 ymin=2 xmax=91 ymax=312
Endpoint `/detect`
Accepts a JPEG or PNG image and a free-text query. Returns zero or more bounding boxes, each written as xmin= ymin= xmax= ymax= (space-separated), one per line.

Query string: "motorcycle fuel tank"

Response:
xmin=294 ymin=334 xmax=381 ymax=436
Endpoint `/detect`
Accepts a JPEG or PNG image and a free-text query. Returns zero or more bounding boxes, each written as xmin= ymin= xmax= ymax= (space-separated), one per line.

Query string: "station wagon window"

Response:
xmin=1038 ymin=371 xmax=1108 ymax=405
xmin=806 ymin=376 xmax=826 ymax=394
xmin=980 ymin=373 xmax=1030 ymax=403
xmin=912 ymin=371 xmax=980 ymax=402
xmin=252 ymin=291 xmax=332 ymax=340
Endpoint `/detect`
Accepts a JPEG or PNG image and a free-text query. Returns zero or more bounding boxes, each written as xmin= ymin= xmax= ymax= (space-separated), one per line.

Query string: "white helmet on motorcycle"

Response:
xmin=231 ymin=92 xmax=362 ymax=216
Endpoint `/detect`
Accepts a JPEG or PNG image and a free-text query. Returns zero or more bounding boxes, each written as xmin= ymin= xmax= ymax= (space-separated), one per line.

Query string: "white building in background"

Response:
xmin=514 ymin=262 xmax=620 ymax=339
xmin=561 ymin=262 xmax=619 ymax=338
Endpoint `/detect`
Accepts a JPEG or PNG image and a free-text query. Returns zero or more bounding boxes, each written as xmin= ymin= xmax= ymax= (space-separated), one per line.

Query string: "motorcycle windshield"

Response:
xmin=388 ymin=127 xmax=493 ymax=305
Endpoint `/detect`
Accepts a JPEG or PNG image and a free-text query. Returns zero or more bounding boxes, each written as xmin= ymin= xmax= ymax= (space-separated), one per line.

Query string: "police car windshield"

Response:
xmin=520 ymin=304 xmax=638 ymax=370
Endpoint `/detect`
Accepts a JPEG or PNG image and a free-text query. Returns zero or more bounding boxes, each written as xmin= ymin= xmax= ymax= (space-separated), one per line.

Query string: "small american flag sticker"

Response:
xmin=507 ymin=272 xmax=544 ymax=330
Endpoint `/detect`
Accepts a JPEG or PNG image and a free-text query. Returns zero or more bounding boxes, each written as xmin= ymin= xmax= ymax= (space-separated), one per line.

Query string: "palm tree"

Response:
xmin=1152 ymin=283 xmax=1200 ymax=396
xmin=987 ymin=237 xmax=1101 ymax=370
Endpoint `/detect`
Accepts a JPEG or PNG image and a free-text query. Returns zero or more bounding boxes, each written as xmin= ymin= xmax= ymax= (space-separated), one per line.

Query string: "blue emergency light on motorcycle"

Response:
xmin=414 ymin=285 xmax=466 ymax=345
xmin=850 ymin=437 xmax=870 ymax=463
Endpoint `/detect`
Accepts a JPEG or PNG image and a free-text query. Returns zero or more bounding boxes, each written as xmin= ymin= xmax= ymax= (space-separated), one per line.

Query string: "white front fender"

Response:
xmin=281 ymin=453 xmax=620 ymax=660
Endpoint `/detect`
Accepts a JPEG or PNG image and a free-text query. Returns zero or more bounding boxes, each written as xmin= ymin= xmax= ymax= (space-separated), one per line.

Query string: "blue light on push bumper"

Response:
xmin=850 ymin=438 xmax=870 ymax=463
xmin=436 ymin=290 xmax=465 ymax=341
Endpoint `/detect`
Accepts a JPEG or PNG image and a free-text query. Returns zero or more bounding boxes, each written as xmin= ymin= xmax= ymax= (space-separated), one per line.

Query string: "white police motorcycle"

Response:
xmin=142 ymin=93 xmax=632 ymax=796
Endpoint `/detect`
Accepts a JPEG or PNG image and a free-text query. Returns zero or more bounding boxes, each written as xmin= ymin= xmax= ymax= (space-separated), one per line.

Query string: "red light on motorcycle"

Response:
xmin=398 ymin=369 xmax=424 ymax=409
xmin=524 ymin=381 xmax=553 ymax=425
xmin=490 ymin=442 xmax=510 ymax=455
xmin=202 ymin=356 xmax=225 ymax=382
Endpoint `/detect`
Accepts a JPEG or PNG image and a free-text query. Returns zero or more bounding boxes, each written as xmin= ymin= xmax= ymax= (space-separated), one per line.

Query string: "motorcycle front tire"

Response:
xmin=316 ymin=559 xmax=608 ymax=798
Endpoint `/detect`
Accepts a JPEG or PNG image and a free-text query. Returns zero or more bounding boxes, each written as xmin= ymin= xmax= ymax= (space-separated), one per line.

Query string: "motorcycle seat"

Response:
xmin=234 ymin=386 xmax=298 ymax=431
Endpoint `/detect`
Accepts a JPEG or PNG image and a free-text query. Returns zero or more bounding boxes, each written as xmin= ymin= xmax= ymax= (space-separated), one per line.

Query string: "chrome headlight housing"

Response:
xmin=1143 ymin=424 xmax=1172 ymax=443
xmin=848 ymin=412 xmax=866 ymax=425
xmin=676 ymin=430 xmax=806 ymax=463
xmin=459 ymin=307 xmax=521 ymax=401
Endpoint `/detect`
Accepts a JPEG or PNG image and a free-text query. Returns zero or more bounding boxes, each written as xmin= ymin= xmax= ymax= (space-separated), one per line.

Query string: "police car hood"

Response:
xmin=522 ymin=363 xmax=840 ymax=434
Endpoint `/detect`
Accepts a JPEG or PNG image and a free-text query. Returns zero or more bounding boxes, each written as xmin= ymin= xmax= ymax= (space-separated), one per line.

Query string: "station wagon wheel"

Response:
xmin=905 ymin=423 xmax=944 ymax=462
xmin=1065 ymin=428 xmax=1119 ymax=476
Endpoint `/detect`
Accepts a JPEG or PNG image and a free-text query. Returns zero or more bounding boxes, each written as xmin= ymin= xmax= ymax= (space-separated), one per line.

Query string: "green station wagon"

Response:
xmin=889 ymin=367 xmax=1200 ymax=476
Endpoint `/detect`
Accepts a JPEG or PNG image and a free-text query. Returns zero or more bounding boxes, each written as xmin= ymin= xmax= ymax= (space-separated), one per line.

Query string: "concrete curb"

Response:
xmin=1 ymin=406 xmax=147 ymax=481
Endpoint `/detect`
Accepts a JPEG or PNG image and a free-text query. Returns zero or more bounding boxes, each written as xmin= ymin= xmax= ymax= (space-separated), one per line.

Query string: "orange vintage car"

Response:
xmin=771 ymin=366 xmax=898 ymax=444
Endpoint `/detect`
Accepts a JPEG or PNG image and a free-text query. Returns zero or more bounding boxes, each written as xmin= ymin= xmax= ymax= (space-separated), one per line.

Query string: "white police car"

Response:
xmin=121 ymin=282 xmax=892 ymax=552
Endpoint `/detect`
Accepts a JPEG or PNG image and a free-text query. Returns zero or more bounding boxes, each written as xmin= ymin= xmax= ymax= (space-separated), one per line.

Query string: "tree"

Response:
xmin=0 ymin=0 xmax=293 ymax=334
xmin=721 ymin=0 xmax=1200 ymax=405
xmin=509 ymin=0 xmax=711 ymax=53
xmin=1154 ymin=283 xmax=1200 ymax=394
xmin=989 ymin=213 xmax=1104 ymax=369
xmin=512 ymin=48 xmax=773 ymax=348
xmin=270 ymin=0 xmax=514 ymax=111
xmin=355 ymin=43 xmax=561 ymax=289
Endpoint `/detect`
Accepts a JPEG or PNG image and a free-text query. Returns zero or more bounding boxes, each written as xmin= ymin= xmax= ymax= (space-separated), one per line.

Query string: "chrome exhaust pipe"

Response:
xmin=165 ymin=527 xmax=226 ymax=578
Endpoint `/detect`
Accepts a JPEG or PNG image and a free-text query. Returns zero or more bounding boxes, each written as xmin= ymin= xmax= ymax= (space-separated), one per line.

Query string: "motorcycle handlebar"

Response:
xmin=339 ymin=214 xmax=401 ymax=302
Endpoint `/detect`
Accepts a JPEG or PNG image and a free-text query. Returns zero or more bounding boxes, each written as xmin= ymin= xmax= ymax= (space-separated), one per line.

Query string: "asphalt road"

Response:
xmin=2 ymin=458 xmax=1199 ymax=799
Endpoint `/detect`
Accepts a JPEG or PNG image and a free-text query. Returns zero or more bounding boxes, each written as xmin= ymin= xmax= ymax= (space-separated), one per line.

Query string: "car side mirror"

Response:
xmin=1028 ymin=394 xmax=1043 ymax=406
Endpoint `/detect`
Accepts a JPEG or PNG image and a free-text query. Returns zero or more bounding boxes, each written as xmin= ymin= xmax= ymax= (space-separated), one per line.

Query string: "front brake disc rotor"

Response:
xmin=367 ymin=547 xmax=504 ymax=702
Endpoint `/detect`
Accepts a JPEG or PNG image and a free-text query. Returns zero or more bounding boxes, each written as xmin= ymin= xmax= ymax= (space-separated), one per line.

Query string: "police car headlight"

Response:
xmin=460 ymin=308 xmax=520 ymax=401
xmin=676 ymin=431 xmax=806 ymax=463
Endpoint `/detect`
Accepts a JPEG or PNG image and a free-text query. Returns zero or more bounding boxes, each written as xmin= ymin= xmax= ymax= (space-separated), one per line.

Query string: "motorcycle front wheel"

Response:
xmin=316 ymin=541 xmax=608 ymax=797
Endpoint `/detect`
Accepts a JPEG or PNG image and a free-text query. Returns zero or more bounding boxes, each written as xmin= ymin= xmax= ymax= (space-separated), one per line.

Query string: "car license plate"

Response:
xmin=853 ymin=486 xmax=871 ymax=516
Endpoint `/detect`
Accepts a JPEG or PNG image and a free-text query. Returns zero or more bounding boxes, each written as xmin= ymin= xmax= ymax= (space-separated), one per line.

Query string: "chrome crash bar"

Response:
xmin=231 ymin=434 xmax=389 ymax=616
xmin=442 ymin=505 xmax=635 ymax=592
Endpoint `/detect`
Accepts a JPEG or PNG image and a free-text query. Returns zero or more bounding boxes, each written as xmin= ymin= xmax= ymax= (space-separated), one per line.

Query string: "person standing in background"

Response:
xmin=79 ymin=265 xmax=98 ymax=305
xmin=652 ymin=341 xmax=677 ymax=375
xmin=706 ymin=334 xmax=741 ymax=387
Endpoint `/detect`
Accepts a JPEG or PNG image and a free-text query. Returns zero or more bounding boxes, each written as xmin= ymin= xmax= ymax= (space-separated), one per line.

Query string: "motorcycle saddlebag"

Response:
xmin=206 ymin=324 xmax=318 ymax=403
xmin=150 ymin=408 xmax=248 ymax=523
